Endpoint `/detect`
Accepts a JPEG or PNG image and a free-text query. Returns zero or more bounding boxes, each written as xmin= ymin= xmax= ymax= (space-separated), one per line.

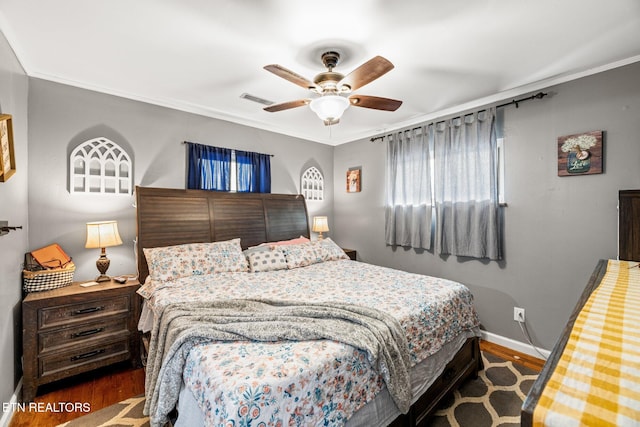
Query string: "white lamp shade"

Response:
xmin=309 ymin=95 xmax=350 ymax=121
xmin=312 ymin=216 xmax=329 ymax=233
xmin=85 ymin=221 xmax=123 ymax=249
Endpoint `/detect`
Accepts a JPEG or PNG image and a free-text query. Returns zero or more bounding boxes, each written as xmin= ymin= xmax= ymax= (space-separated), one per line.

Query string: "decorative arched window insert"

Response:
xmin=301 ymin=166 xmax=324 ymax=201
xmin=70 ymin=137 xmax=132 ymax=195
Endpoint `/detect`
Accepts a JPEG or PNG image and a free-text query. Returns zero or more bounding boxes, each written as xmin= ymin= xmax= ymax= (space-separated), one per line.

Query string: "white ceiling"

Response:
xmin=1 ymin=0 xmax=639 ymax=145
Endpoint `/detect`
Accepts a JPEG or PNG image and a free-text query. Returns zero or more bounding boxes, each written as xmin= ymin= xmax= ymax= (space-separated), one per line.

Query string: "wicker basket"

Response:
xmin=23 ymin=262 xmax=75 ymax=292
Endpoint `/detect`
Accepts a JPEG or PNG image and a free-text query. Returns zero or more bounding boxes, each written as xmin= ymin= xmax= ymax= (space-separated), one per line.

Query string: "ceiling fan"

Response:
xmin=263 ymin=51 xmax=402 ymax=126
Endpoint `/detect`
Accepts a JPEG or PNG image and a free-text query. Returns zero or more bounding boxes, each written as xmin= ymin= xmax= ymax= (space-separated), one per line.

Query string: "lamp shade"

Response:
xmin=312 ymin=216 xmax=329 ymax=233
xmin=85 ymin=221 xmax=123 ymax=249
xmin=309 ymin=95 xmax=350 ymax=122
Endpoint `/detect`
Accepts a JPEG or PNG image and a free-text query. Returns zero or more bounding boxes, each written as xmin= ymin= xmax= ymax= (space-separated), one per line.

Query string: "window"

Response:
xmin=434 ymin=109 xmax=501 ymax=259
xmin=186 ymin=142 xmax=270 ymax=193
xmin=385 ymin=108 xmax=502 ymax=260
xmin=70 ymin=137 xmax=132 ymax=195
xmin=301 ymin=166 xmax=324 ymax=201
xmin=236 ymin=149 xmax=271 ymax=193
xmin=187 ymin=143 xmax=231 ymax=191
xmin=385 ymin=128 xmax=432 ymax=249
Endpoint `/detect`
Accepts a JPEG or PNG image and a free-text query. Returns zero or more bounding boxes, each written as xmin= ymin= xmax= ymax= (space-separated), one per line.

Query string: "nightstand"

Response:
xmin=342 ymin=248 xmax=357 ymax=261
xmin=22 ymin=278 xmax=141 ymax=402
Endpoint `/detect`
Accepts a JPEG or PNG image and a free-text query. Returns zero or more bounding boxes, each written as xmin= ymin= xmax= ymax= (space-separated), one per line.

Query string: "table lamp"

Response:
xmin=312 ymin=216 xmax=329 ymax=240
xmin=85 ymin=220 xmax=123 ymax=282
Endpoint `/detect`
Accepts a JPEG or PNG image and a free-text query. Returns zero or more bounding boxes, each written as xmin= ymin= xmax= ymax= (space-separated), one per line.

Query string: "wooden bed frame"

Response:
xmin=136 ymin=186 xmax=310 ymax=283
xmin=135 ymin=186 xmax=482 ymax=427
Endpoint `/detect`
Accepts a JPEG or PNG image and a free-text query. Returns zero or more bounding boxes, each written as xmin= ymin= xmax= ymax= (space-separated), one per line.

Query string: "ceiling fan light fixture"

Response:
xmin=263 ymin=53 xmax=400 ymax=121
xmin=309 ymin=95 xmax=350 ymax=122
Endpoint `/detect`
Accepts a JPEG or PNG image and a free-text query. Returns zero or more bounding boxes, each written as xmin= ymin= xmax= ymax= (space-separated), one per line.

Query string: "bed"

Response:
xmin=135 ymin=186 xmax=482 ymax=427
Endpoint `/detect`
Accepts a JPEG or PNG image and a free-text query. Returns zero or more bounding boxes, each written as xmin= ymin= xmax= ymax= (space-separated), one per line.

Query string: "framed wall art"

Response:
xmin=557 ymin=130 xmax=603 ymax=177
xmin=0 ymin=114 xmax=16 ymax=182
xmin=301 ymin=166 xmax=324 ymax=201
xmin=346 ymin=167 xmax=361 ymax=193
xmin=69 ymin=137 xmax=133 ymax=194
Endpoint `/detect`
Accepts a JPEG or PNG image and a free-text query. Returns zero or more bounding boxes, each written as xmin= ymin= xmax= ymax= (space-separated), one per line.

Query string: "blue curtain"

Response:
xmin=236 ymin=150 xmax=271 ymax=193
xmin=186 ymin=142 xmax=231 ymax=191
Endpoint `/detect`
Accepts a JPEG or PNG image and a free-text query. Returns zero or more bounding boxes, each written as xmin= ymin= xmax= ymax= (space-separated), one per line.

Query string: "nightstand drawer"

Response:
xmin=39 ymin=338 xmax=130 ymax=378
xmin=38 ymin=295 xmax=131 ymax=329
xmin=39 ymin=315 xmax=130 ymax=353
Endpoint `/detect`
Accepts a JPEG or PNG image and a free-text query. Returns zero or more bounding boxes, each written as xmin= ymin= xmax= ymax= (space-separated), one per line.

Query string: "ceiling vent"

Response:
xmin=240 ymin=93 xmax=274 ymax=106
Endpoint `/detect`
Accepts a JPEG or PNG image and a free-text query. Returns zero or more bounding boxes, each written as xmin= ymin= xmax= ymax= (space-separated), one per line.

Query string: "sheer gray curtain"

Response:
xmin=434 ymin=108 xmax=502 ymax=259
xmin=384 ymin=127 xmax=432 ymax=249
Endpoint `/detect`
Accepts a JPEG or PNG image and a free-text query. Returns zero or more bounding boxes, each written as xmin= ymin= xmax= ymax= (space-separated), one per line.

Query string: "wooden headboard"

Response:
xmin=135 ymin=186 xmax=310 ymax=282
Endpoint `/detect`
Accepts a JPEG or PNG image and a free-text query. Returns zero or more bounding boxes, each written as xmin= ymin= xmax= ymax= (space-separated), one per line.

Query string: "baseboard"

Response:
xmin=480 ymin=330 xmax=551 ymax=360
xmin=0 ymin=377 xmax=22 ymax=427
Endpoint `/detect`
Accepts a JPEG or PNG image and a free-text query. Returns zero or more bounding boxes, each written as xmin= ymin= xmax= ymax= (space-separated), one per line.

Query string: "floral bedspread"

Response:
xmin=139 ymin=260 xmax=479 ymax=426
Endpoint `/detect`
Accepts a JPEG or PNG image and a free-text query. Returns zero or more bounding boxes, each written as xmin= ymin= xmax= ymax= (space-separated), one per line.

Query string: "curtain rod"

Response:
xmin=370 ymin=91 xmax=548 ymax=142
xmin=182 ymin=141 xmax=274 ymax=157
xmin=369 ymin=126 xmax=424 ymax=143
xmin=495 ymin=91 xmax=547 ymax=109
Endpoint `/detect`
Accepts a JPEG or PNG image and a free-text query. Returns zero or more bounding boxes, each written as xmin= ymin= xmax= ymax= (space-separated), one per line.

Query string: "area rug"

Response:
xmin=57 ymin=394 xmax=149 ymax=427
xmin=429 ymin=352 xmax=539 ymax=427
xmin=56 ymin=352 xmax=537 ymax=427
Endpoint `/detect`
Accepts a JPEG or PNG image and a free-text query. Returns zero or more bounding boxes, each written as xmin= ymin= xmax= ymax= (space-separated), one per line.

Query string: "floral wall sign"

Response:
xmin=346 ymin=167 xmax=361 ymax=193
xmin=557 ymin=130 xmax=603 ymax=176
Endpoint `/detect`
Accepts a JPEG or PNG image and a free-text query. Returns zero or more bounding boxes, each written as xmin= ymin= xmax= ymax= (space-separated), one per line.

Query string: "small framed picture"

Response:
xmin=0 ymin=114 xmax=16 ymax=182
xmin=557 ymin=130 xmax=603 ymax=176
xmin=347 ymin=167 xmax=361 ymax=193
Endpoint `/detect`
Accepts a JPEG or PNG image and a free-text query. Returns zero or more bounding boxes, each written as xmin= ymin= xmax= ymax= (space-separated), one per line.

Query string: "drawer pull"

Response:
xmin=72 ymin=306 xmax=105 ymax=315
xmin=70 ymin=349 xmax=105 ymax=361
xmin=71 ymin=328 xmax=104 ymax=338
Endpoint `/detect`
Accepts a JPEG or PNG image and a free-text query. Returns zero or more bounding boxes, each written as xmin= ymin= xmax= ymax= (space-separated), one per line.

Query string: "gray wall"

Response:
xmin=27 ymin=79 xmax=334 ymax=282
xmin=0 ymin=31 xmax=29 ymax=404
xmin=333 ymin=61 xmax=640 ymax=350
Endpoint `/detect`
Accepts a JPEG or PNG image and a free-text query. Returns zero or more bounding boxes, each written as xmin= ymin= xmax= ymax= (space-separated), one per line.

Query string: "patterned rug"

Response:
xmin=56 ymin=352 xmax=537 ymax=427
xmin=57 ymin=395 xmax=149 ymax=427
xmin=429 ymin=352 xmax=538 ymax=427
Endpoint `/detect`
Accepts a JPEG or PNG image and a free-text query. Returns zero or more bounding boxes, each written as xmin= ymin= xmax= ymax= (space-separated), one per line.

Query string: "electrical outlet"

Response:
xmin=514 ymin=307 xmax=525 ymax=322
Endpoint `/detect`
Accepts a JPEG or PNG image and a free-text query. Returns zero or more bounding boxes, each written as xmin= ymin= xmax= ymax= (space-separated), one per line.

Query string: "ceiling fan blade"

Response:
xmin=264 ymin=64 xmax=315 ymax=90
xmin=263 ymin=99 xmax=310 ymax=112
xmin=349 ymin=95 xmax=402 ymax=111
xmin=339 ymin=56 xmax=394 ymax=92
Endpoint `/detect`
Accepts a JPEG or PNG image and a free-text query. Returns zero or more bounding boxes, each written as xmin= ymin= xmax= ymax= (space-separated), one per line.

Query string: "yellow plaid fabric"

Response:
xmin=533 ymin=260 xmax=640 ymax=426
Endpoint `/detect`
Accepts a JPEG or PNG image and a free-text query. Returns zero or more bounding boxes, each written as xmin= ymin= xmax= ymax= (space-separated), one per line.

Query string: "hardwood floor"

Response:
xmin=7 ymin=340 xmax=543 ymax=426
xmin=480 ymin=339 xmax=546 ymax=372
xmin=8 ymin=362 xmax=145 ymax=427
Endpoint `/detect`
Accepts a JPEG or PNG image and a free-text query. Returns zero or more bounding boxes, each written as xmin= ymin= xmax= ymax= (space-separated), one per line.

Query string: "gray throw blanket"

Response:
xmin=143 ymin=299 xmax=411 ymax=427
